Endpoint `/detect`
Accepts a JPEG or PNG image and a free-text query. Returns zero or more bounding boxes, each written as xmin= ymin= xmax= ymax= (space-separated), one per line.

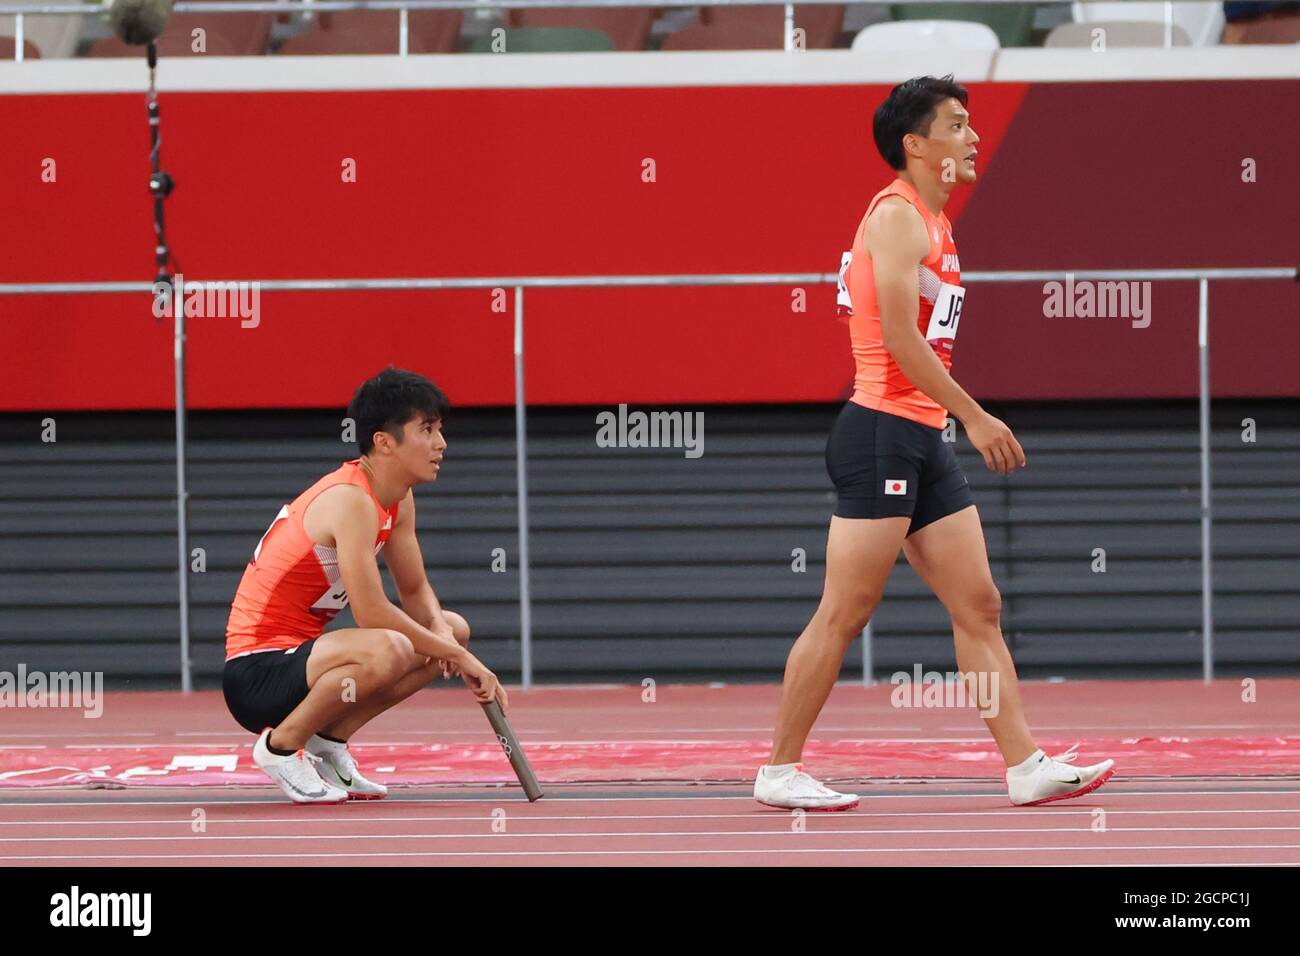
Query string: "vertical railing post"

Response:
xmin=175 ymin=299 xmax=192 ymax=693
xmin=514 ymin=286 xmax=533 ymax=689
xmin=861 ymin=620 xmax=874 ymax=686
xmin=1198 ymin=278 xmax=1213 ymax=684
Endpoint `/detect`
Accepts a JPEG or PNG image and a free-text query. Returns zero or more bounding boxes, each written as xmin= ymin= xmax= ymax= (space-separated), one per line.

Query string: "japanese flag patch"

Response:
xmin=884 ymin=479 xmax=908 ymax=496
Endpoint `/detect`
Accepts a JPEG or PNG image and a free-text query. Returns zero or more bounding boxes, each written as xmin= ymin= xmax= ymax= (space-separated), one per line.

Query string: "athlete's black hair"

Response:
xmin=873 ymin=75 xmax=969 ymax=171
xmin=347 ymin=367 xmax=449 ymax=456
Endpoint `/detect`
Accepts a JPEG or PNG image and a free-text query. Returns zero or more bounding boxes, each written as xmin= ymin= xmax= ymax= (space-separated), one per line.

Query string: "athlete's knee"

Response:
xmin=363 ymin=629 xmax=416 ymax=682
xmin=951 ymin=584 xmax=1002 ymax=632
xmin=814 ymin=591 xmax=881 ymax=642
xmin=445 ymin=611 xmax=470 ymax=645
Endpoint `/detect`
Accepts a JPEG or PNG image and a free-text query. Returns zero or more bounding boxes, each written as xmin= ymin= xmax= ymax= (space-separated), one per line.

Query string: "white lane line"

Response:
xmin=0 ymin=789 xmax=1296 ymax=808
xmin=2 ymin=724 xmax=1284 ymax=739
xmin=995 ymin=725 xmax=1285 ymax=731
xmin=958 ymin=862 xmax=1292 ymax=867
xmin=42 ymin=735 xmax=1280 ymax=746
xmin=5 ymin=825 xmax=1300 ymax=844
xmin=2 ymin=844 xmax=1297 ymax=861
xmin=6 ymin=807 xmax=1300 ymax=826
xmin=452 ymin=727 xmax=920 ymax=734
xmin=0 ymin=738 xmax=158 ymax=743
xmin=57 ymin=745 xmax=243 ymax=751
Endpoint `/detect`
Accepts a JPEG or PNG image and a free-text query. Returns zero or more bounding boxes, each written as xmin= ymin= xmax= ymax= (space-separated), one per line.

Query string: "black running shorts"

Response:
xmin=825 ymin=401 xmax=974 ymax=534
xmin=222 ymin=639 xmax=318 ymax=734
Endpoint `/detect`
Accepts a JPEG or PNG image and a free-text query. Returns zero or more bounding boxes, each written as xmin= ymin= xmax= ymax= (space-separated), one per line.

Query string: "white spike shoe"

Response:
xmin=754 ymin=763 xmax=860 ymax=811
xmin=1008 ymin=744 xmax=1115 ymax=806
xmin=253 ymin=729 xmax=349 ymax=804
xmin=306 ymin=734 xmax=388 ymax=800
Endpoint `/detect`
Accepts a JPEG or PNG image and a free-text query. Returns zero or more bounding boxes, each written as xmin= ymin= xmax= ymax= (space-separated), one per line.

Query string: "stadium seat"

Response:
xmin=507 ymin=8 xmax=654 ymax=51
xmin=698 ymin=4 xmax=846 ymax=48
xmin=1045 ymin=20 xmax=1193 ymax=46
xmin=90 ymin=30 xmax=242 ymax=57
xmin=88 ymin=4 xmax=272 ymax=58
xmin=660 ymin=22 xmax=789 ymax=49
xmin=889 ymin=3 xmax=1037 ymax=47
xmin=851 ymin=19 xmax=1001 ymax=50
xmin=466 ymin=27 xmax=616 ymax=53
xmin=1224 ymin=13 xmax=1300 ymax=43
xmin=0 ymin=35 xmax=41 ymax=59
xmin=278 ymin=10 xmax=463 ymax=55
xmin=0 ymin=0 xmax=82 ymax=58
xmin=1071 ymin=2 xmax=1225 ymax=45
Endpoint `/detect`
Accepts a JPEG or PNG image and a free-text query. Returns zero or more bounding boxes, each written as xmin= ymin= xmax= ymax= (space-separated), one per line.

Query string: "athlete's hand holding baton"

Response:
xmin=457 ymin=653 xmax=508 ymax=710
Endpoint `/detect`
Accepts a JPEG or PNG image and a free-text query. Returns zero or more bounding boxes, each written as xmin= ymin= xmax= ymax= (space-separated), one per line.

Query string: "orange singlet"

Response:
xmin=225 ymin=460 xmax=400 ymax=661
xmin=836 ymin=178 xmax=965 ymax=429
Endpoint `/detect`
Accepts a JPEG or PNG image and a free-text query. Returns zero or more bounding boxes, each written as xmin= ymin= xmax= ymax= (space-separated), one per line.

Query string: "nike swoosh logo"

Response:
xmin=1061 ymin=775 xmax=1081 ymax=785
xmin=325 ymin=756 xmax=354 ymax=787
xmin=283 ymin=778 xmax=327 ymax=799
xmin=321 ymin=759 xmax=353 ymax=787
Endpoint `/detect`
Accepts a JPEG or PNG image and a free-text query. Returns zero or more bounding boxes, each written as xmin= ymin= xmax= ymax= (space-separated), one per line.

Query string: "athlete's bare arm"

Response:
xmin=383 ymin=491 xmax=454 ymax=640
xmin=867 ymin=196 xmax=1026 ymax=476
xmin=384 ymin=490 xmax=468 ymax=678
xmin=306 ymin=484 xmax=506 ymax=707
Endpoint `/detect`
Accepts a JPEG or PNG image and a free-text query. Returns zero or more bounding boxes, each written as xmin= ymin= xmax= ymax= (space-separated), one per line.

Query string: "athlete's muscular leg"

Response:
xmin=267 ymin=627 xmax=417 ymax=752
xmin=769 ymin=516 xmax=910 ymax=765
xmin=902 ymin=505 xmax=1036 ymax=766
xmin=320 ymin=611 xmax=472 ymax=741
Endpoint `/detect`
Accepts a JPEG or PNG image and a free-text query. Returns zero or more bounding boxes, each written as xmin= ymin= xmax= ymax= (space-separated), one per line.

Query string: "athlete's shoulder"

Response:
xmin=294 ymin=459 xmax=359 ymax=500
xmin=871 ymin=193 xmax=921 ymax=219
xmin=312 ymin=480 xmax=374 ymax=512
xmin=865 ymin=196 xmax=929 ymax=256
xmin=304 ymin=482 xmax=378 ymax=537
xmin=869 ymin=178 xmax=911 ymax=201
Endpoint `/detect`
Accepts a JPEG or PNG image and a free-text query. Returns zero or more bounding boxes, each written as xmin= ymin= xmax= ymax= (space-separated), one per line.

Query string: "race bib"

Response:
xmin=924 ymin=281 xmax=965 ymax=343
xmin=310 ymin=585 xmax=350 ymax=614
xmin=835 ymin=250 xmax=853 ymax=315
xmin=252 ymin=505 xmax=290 ymax=562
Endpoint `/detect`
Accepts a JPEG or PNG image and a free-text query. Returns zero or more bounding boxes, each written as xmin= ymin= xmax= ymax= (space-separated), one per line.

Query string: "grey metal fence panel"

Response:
xmin=1 ymin=400 xmax=1296 ymax=686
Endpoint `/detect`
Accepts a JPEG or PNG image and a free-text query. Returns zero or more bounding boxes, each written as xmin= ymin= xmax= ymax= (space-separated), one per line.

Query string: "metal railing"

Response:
xmin=2 ymin=265 xmax=1294 ymax=689
xmin=1 ymin=0 xmax=1198 ymax=62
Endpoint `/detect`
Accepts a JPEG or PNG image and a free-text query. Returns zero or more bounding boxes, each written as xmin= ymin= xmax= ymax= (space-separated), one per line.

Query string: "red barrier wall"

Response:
xmin=2 ymin=80 xmax=1295 ymax=410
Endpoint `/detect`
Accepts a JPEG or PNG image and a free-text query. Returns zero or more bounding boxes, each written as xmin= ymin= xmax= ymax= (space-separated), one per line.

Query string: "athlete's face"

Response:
xmin=396 ymin=414 xmax=447 ymax=483
xmin=914 ymin=98 xmax=980 ymax=184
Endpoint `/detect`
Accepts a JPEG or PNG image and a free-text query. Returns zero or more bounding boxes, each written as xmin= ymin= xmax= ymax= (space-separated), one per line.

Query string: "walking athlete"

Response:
xmin=754 ymin=76 xmax=1115 ymax=811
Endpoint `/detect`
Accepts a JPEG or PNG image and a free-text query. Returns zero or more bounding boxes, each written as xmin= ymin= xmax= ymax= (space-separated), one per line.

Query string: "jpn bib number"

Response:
xmin=925 ymin=281 xmax=965 ymax=343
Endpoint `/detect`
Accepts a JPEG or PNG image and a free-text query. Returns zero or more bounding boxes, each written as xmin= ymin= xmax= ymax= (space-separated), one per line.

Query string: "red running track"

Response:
xmin=3 ymin=784 xmax=1299 ymax=867
xmin=1 ymin=680 xmax=1297 ymax=865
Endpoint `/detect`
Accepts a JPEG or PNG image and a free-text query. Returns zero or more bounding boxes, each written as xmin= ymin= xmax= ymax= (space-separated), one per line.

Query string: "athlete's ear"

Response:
xmin=902 ymin=131 xmax=924 ymax=161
